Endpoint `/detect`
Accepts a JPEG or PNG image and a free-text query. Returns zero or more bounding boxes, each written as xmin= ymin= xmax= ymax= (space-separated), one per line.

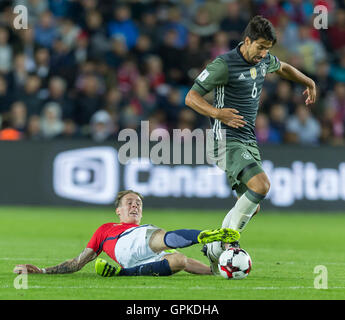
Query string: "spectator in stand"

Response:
xmin=44 ymin=76 xmax=75 ymax=120
xmin=104 ymin=87 xmax=124 ymax=115
xmin=120 ymin=104 xmax=140 ymax=131
xmin=268 ymin=103 xmax=288 ymax=143
xmin=48 ymin=0 xmax=70 ymax=18
xmin=58 ymin=18 xmax=81 ymax=51
xmin=105 ymin=37 xmax=128 ymax=69
xmin=49 ymin=36 xmax=76 ymax=81
xmin=267 ymin=27 xmax=291 ymax=63
xmin=157 ymin=29 xmax=184 ymax=85
xmin=219 ymin=0 xmax=248 ymax=48
xmin=107 ymin=4 xmax=139 ymax=50
xmin=34 ymin=10 xmax=58 ymax=48
xmin=138 ymin=9 xmax=161 ymax=51
xmin=158 ymin=87 xmax=185 ymax=129
xmin=258 ymin=0 xmax=285 ymax=27
xmin=74 ymin=73 xmax=103 ymax=126
xmin=85 ymin=10 xmax=110 ymax=60
xmin=286 ymin=104 xmax=321 ymax=145
xmin=0 ymin=27 xmax=12 ymax=74
xmin=316 ymin=60 xmax=334 ymax=99
xmin=13 ymin=27 xmax=36 ymax=71
xmin=330 ymin=49 xmax=345 ymax=83
xmin=320 ymin=106 xmax=341 ymax=145
xmin=32 ymin=46 xmax=51 ymax=88
xmin=255 ymin=112 xmax=281 ymax=144
xmin=26 ymin=115 xmax=42 ymax=140
xmin=185 ymin=6 xmax=219 ymax=45
xmin=177 ymin=109 xmax=197 ymax=132
xmin=210 ymin=31 xmax=230 ymax=60
xmin=40 ymin=101 xmax=64 ymax=139
xmin=73 ymin=31 xmax=90 ymax=65
xmin=272 ymin=80 xmax=295 ymax=114
xmin=133 ymin=34 xmax=154 ymax=69
xmin=20 ymin=74 xmax=43 ymax=117
xmin=0 ymin=75 xmax=13 ymax=114
xmin=116 ymin=57 xmax=140 ymax=96
xmin=89 ymin=110 xmax=114 ymax=142
xmin=129 ymin=76 xmax=157 ymax=119
xmin=323 ymin=82 xmax=345 ymax=142
xmin=181 ymin=32 xmax=208 ymax=86
xmin=58 ymin=119 xmax=82 ymax=139
xmin=281 ymin=0 xmax=314 ymax=25
xmin=143 ymin=55 xmax=166 ymax=92
xmin=7 ymin=53 xmax=28 ymax=95
xmin=291 ymin=24 xmax=326 ymax=75
xmin=327 ymin=8 xmax=345 ymax=52
xmin=160 ymin=6 xmax=188 ymax=49
xmin=147 ymin=109 xmax=170 ymax=140
xmin=9 ymin=101 xmax=27 ymax=133
xmin=94 ymin=61 xmax=117 ymax=94
xmin=275 ymin=12 xmax=299 ymax=51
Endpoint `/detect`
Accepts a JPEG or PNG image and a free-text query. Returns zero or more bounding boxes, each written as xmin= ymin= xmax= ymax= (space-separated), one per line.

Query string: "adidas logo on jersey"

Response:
xmin=238 ymin=73 xmax=246 ymax=80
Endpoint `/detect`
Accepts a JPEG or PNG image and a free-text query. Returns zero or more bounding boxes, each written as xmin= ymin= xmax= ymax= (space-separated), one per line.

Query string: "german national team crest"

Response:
xmin=250 ymin=67 xmax=257 ymax=80
xmin=260 ymin=64 xmax=267 ymax=76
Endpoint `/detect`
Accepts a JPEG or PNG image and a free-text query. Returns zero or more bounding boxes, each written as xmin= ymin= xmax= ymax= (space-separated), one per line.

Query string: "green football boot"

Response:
xmin=95 ymin=258 xmax=121 ymax=277
xmin=197 ymin=228 xmax=240 ymax=245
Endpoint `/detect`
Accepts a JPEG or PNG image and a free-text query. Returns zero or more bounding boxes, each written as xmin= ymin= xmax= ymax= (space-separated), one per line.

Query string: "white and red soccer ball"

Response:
xmin=218 ymin=248 xmax=252 ymax=280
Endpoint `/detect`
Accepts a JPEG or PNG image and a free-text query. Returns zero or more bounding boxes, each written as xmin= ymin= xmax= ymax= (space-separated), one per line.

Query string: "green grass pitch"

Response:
xmin=1 ymin=206 xmax=345 ymax=300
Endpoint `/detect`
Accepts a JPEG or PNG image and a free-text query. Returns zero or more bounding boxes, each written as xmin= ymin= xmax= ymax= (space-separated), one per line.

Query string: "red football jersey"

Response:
xmin=87 ymin=222 xmax=139 ymax=263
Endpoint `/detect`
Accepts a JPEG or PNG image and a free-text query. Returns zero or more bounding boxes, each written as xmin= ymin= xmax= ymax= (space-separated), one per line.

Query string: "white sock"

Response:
xmin=222 ymin=193 xmax=259 ymax=232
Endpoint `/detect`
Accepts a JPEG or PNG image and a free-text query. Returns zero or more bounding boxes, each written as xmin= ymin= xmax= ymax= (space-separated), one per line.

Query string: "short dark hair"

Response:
xmin=115 ymin=190 xmax=144 ymax=209
xmin=243 ymin=15 xmax=277 ymax=45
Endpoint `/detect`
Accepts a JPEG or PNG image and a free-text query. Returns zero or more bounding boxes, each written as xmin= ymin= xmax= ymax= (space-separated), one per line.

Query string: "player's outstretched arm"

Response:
xmin=13 ymin=248 xmax=97 ymax=274
xmin=275 ymin=61 xmax=316 ymax=105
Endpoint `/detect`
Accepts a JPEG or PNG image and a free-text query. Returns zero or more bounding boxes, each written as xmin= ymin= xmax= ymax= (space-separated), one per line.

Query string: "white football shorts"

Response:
xmin=114 ymin=224 xmax=169 ymax=268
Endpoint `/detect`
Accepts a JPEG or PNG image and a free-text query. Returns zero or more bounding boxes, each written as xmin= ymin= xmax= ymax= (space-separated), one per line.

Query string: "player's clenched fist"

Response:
xmin=214 ymin=108 xmax=247 ymax=129
xmin=13 ymin=264 xmax=42 ymax=274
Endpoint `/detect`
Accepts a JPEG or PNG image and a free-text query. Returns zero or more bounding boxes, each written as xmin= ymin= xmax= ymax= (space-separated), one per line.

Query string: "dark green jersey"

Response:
xmin=192 ymin=42 xmax=281 ymax=142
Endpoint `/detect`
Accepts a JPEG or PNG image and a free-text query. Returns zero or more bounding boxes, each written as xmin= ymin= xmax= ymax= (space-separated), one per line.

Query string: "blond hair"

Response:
xmin=115 ymin=190 xmax=144 ymax=209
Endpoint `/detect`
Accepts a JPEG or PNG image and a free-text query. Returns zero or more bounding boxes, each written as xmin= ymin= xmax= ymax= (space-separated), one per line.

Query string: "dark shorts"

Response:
xmin=211 ymin=139 xmax=264 ymax=196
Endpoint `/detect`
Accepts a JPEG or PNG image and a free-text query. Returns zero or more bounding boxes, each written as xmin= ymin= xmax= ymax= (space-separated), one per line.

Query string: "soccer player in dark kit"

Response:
xmin=185 ymin=15 xmax=317 ymax=274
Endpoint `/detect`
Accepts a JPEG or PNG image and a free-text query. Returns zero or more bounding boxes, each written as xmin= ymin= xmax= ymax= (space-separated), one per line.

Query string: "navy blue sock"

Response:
xmin=119 ymin=259 xmax=172 ymax=276
xmin=163 ymin=229 xmax=201 ymax=249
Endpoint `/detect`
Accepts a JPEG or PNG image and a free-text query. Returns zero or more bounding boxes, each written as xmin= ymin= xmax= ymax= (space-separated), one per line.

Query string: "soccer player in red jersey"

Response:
xmin=14 ymin=190 xmax=239 ymax=277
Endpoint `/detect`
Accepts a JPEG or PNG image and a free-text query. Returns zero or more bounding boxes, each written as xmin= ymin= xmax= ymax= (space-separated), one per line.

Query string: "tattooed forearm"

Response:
xmin=44 ymin=248 xmax=97 ymax=274
xmin=45 ymin=259 xmax=80 ymax=274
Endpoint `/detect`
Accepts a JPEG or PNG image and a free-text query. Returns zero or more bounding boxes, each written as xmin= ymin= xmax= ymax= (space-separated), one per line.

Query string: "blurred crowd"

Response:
xmin=0 ymin=0 xmax=344 ymax=145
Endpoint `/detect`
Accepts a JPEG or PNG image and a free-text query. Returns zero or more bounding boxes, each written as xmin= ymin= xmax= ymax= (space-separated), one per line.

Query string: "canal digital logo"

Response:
xmin=53 ymin=147 xmax=118 ymax=204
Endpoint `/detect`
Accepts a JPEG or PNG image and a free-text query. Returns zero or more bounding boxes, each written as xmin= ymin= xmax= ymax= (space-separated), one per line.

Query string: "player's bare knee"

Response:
xmin=248 ymin=174 xmax=270 ymax=196
xmin=165 ymin=253 xmax=187 ymax=272
xmin=174 ymin=253 xmax=187 ymax=269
